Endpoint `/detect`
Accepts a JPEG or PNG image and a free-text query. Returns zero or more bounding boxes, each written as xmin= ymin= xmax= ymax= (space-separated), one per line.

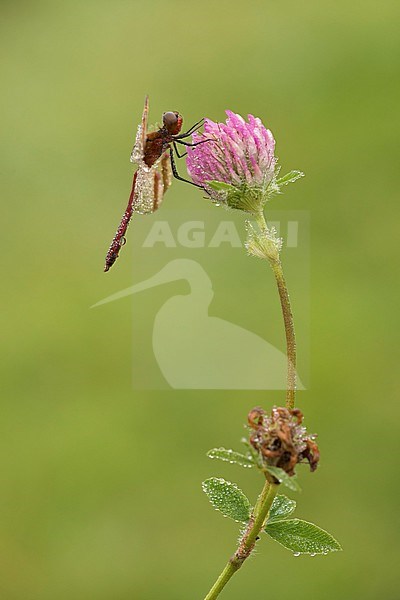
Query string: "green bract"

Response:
xmin=245 ymin=221 xmax=282 ymax=262
xmin=275 ymin=170 xmax=305 ymax=187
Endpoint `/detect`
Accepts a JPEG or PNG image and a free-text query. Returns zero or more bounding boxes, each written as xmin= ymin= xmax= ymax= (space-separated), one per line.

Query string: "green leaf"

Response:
xmin=265 ymin=519 xmax=342 ymax=555
xmin=276 ymin=170 xmax=305 ymax=187
xmin=267 ymin=494 xmax=297 ymax=523
xmin=266 ymin=466 xmax=301 ymax=492
xmin=206 ymin=180 xmax=236 ymax=192
xmin=207 ymin=448 xmax=255 ymax=468
xmin=202 ymin=478 xmax=251 ymax=523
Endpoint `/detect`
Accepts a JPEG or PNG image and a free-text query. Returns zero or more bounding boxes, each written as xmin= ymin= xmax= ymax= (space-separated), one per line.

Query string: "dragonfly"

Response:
xmin=104 ymin=95 xmax=208 ymax=271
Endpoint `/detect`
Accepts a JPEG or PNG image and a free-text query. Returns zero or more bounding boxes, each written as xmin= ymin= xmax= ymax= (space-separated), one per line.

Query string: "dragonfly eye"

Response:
xmin=162 ymin=111 xmax=178 ymax=127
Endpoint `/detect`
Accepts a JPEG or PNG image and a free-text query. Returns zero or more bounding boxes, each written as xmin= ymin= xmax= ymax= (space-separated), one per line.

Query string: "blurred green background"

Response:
xmin=1 ymin=1 xmax=399 ymax=598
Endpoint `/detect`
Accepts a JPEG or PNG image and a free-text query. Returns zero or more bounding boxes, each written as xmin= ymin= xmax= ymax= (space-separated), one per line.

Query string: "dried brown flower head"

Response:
xmin=248 ymin=406 xmax=320 ymax=476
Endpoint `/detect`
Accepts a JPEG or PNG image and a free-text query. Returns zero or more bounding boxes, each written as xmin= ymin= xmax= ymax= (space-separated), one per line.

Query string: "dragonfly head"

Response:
xmin=163 ymin=111 xmax=183 ymax=135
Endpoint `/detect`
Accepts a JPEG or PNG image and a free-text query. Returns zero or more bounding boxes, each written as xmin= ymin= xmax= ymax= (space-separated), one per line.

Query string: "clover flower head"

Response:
xmin=248 ymin=406 xmax=320 ymax=476
xmin=186 ymin=110 xmax=304 ymax=215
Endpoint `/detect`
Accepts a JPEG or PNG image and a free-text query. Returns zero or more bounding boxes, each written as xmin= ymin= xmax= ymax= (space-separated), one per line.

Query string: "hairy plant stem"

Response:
xmin=203 ymin=481 xmax=279 ymax=600
xmin=202 ymin=209 xmax=297 ymax=599
xmin=255 ymin=212 xmax=297 ymax=409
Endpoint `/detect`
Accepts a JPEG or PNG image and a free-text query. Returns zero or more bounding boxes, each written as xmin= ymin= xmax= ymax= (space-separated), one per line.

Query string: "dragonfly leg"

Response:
xmin=173 ymin=141 xmax=187 ymax=158
xmin=175 ymin=118 xmax=205 ymax=139
xmin=175 ymin=138 xmax=214 ymax=148
xmin=169 ymin=149 xmax=207 ymax=191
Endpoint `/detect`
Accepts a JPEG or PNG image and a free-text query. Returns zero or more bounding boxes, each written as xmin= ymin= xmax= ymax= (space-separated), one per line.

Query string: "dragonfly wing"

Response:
xmin=133 ymin=163 xmax=161 ymax=214
xmin=129 ymin=98 xmax=172 ymax=214
xmin=153 ymin=171 xmax=163 ymax=212
xmin=130 ymin=95 xmax=149 ymax=164
xmin=153 ymin=151 xmax=172 ymax=210
xmin=161 ymin=151 xmax=172 ymax=195
xmin=133 ymin=151 xmax=171 ymax=214
xmin=141 ymin=94 xmax=149 ymax=147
